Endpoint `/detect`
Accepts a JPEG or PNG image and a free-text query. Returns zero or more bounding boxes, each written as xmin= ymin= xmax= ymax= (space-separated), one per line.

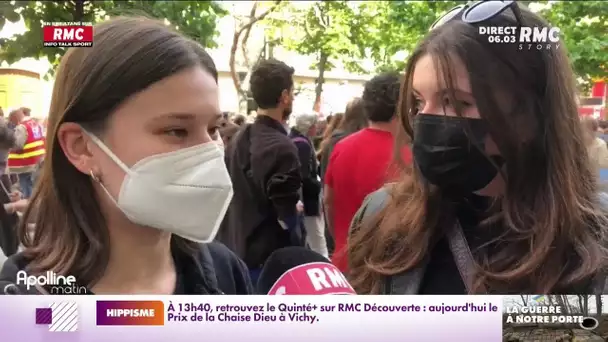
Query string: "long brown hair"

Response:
xmin=349 ymin=8 xmax=608 ymax=294
xmin=19 ymin=17 xmax=218 ymax=287
xmin=318 ymin=98 xmax=368 ymax=158
xmin=317 ymin=113 xmax=343 ymax=158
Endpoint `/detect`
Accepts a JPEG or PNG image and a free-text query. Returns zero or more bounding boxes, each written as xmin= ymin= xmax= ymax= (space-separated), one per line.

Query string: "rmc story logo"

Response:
xmin=16 ymin=270 xmax=87 ymax=294
xmin=477 ymin=26 xmax=560 ymax=50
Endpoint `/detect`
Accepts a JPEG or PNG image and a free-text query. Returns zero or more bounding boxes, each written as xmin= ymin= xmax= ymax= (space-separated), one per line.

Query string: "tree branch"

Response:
xmin=229 ymin=0 xmax=282 ymax=98
xmin=241 ymin=2 xmax=259 ymax=69
xmin=313 ymin=3 xmax=329 ymax=29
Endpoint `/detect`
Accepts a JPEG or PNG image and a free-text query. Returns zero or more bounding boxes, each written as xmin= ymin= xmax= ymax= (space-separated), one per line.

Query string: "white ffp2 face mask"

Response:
xmin=86 ymin=132 xmax=233 ymax=243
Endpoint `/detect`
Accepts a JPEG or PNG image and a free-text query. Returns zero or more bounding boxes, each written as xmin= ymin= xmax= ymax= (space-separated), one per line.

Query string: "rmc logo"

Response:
xmin=518 ymin=26 xmax=560 ymax=50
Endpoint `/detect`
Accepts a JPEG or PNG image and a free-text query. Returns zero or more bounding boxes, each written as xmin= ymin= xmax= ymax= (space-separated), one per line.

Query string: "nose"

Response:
xmin=420 ymin=103 xmax=445 ymax=116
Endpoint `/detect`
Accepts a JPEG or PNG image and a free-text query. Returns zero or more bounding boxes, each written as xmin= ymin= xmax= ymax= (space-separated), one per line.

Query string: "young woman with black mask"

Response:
xmin=348 ymin=1 xmax=608 ymax=294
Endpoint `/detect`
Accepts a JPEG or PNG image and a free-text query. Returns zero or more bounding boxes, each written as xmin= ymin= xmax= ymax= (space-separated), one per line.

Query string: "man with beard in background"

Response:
xmin=217 ymin=59 xmax=304 ymax=284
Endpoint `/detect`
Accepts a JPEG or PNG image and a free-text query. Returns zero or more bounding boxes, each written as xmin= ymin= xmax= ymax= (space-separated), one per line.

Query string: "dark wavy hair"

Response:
xmin=362 ymin=72 xmax=402 ymax=123
xmin=250 ymin=59 xmax=295 ymax=109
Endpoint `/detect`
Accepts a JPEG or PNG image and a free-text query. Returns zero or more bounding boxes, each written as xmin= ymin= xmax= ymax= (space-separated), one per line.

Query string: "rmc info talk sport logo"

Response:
xmin=477 ymin=25 xmax=560 ymax=50
xmin=42 ymin=21 xmax=93 ymax=47
xmin=35 ymin=302 xmax=79 ymax=332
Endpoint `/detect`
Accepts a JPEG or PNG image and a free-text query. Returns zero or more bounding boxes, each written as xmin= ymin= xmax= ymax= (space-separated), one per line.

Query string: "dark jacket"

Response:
xmin=0 ymin=242 xmax=253 ymax=295
xmin=217 ymin=115 xmax=302 ymax=269
xmin=289 ymin=128 xmax=321 ymax=216
xmin=0 ymin=177 xmax=19 ymax=259
xmin=320 ymin=130 xmax=350 ymax=183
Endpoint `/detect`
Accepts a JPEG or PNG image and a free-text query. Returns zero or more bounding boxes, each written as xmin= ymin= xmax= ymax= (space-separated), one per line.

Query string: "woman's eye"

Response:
xmin=443 ymin=97 xmax=471 ymax=109
xmin=165 ymin=128 xmax=188 ymax=138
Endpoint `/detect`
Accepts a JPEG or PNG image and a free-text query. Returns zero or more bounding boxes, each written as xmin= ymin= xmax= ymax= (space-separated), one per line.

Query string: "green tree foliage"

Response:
xmin=0 ymin=1 xmax=227 ymax=78
xmin=270 ymin=1 xmax=365 ymax=105
xmin=276 ymin=1 xmax=361 ymax=70
xmin=356 ymin=1 xmax=461 ymax=72
xmin=538 ymin=1 xmax=608 ymax=86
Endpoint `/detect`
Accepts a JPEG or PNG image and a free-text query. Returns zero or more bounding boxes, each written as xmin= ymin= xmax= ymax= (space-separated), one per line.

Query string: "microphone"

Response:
xmin=256 ymin=246 xmax=356 ymax=295
xmin=1 ymin=281 xmax=21 ymax=295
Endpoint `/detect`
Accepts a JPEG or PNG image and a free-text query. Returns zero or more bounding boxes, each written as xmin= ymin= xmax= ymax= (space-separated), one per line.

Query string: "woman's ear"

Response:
xmin=56 ymin=122 xmax=96 ymax=175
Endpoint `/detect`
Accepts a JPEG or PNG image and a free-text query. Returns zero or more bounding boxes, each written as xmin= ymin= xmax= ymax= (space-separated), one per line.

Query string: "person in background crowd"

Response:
xmin=218 ymin=112 xmax=231 ymax=129
xmin=20 ymin=107 xmax=31 ymax=117
xmin=325 ymin=73 xmax=409 ymax=272
xmin=348 ymin=2 xmax=608 ymax=294
xmin=319 ymin=100 xmax=368 ymax=182
xmin=7 ymin=108 xmax=45 ymax=199
xmin=233 ymin=114 xmax=246 ymax=127
xmin=0 ymin=115 xmax=12 ymax=186
xmin=582 ymin=118 xmax=608 ymax=173
xmin=0 ymin=108 xmax=18 ymax=188
xmin=311 ymin=118 xmax=327 ymax=150
xmin=318 ymin=101 xmax=367 ymax=256
xmin=289 ymin=113 xmax=327 ymax=257
xmin=596 ymin=120 xmax=608 ymax=142
xmin=219 ymin=120 xmax=240 ymax=148
xmin=218 ymin=58 xmax=303 ymax=285
xmin=0 ymin=17 xmax=252 ymax=295
xmin=318 ymin=114 xmax=343 ymax=163
xmin=0 ymin=122 xmax=20 ymax=263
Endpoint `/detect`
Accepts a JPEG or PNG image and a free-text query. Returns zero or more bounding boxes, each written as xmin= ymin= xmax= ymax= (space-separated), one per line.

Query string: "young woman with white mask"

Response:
xmin=0 ymin=17 xmax=252 ymax=295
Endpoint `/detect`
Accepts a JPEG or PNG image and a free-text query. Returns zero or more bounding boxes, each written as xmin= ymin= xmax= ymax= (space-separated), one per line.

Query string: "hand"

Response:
xmin=11 ymin=199 xmax=28 ymax=213
xmin=296 ymin=201 xmax=304 ymax=213
xmin=9 ymin=190 xmax=22 ymax=202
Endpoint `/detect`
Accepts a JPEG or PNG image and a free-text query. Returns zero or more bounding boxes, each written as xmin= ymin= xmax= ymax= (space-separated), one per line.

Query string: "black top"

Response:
xmin=0 ymin=176 xmax=19 ymax=258
xmin=0 ymin=242 xmax=253 ymax=295
xmin=419 ymin=194 xmax=498 ymax=294
xmin=289 ymin=128 xmax=321 ymax=217
xmin=217 ymin=115 xmax=302 ymax=268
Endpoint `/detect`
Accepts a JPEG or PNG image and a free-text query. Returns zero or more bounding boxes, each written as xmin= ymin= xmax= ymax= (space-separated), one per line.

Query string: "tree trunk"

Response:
xmin=238 ymin=45 xmax=266 ymax=113
xmin=229 ymin=1 xmax=282 ymax=113
xmin=556 ymin=295 xmax=568 ymax=313
xmin=314 ymin=51 xmax=328 ymax=111
xmin=73 ymin=0 xmax=85 ymax=21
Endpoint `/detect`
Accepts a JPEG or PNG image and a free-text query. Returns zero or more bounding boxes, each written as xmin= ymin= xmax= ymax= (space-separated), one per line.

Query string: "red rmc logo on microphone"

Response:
xmin=42 ymin=22 xmax=93 ymax=47
xmin=268 ymin=262 xmax=356 ymax=295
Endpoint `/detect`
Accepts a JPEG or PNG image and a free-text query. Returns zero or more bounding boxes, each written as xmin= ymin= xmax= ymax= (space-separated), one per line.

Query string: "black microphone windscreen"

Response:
xmin=256 ymin=247 xmax=329 ymax=294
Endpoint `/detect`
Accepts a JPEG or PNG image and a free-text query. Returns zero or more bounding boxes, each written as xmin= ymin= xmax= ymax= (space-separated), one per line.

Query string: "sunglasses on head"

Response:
xmin=430 ymin=0 xmax=524 ymax=30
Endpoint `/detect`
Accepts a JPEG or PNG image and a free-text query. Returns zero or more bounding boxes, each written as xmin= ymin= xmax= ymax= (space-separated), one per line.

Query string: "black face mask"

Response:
xmin=412 ymin=114 xmax=502 ymax=194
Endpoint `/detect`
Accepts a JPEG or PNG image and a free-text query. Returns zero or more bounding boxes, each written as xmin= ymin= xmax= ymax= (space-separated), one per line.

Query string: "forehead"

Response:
xmin=412 ymin=54 xmax=471 ymax=94
xmin=111 ymin=67 xmax=219 ymax=122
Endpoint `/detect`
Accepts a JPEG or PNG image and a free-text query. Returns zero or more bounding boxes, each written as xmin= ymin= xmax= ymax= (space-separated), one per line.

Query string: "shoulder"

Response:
xmin=267 ymin=134 xmax=298 ymax=158
xmin=335 ymin=129 xmax=367 ymax=148
xmin=204 ymin=242 xmax=253 ymax=295
xmin=350 ymin=185 xmax=395 ymax=231
xmin=330 ymin=131 xmax=364 ymax=158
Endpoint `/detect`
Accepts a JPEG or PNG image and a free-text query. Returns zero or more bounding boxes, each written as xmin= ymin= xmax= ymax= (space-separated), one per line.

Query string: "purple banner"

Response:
xmin=0 ymin=295 xmax=502 ymax=341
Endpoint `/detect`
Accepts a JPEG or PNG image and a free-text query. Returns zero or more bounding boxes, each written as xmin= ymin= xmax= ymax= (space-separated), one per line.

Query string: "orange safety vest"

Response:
xmin=8 ymin=118 xmax=46 ymax=168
